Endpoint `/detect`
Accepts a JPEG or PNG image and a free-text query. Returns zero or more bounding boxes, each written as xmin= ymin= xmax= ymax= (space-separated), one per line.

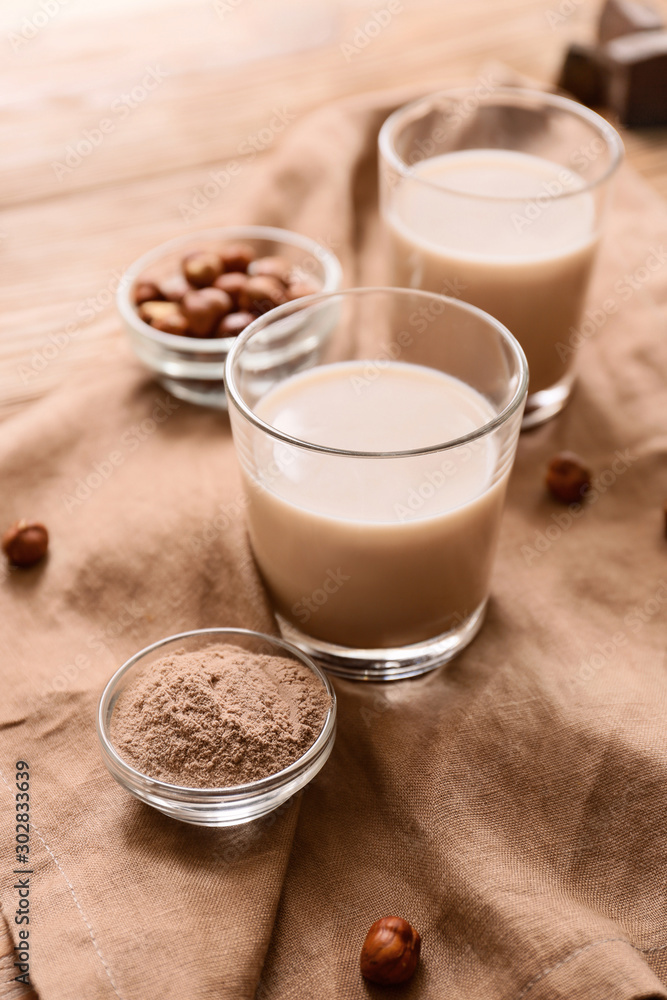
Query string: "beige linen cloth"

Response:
xmin=1 ymin=87 xmax=667 ymax=1000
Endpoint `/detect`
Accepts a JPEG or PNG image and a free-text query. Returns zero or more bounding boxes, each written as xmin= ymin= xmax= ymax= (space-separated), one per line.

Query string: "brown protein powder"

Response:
xmin=110 ymin=643 xmax=330 ymax=788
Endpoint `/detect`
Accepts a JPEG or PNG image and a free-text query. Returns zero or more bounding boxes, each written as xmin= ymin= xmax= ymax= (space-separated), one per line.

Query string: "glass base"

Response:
xmin=277 ymin=599 xmax=487 ymax=681
xmin=158 ymin=375 xmax=228 ymax=410
xmin=522 ymin=372 xmax=574 ymax=430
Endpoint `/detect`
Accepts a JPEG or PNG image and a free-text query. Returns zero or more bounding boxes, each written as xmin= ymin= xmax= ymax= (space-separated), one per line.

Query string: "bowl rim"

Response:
xmin=116 ymin=225 xmax=343 ymax=354
xmin=97 ymin=626 xmax=337 ymax=798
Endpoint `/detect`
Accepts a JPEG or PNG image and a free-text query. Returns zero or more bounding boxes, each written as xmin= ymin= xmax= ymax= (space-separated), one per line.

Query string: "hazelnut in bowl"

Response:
xmin=117 ymin=227 xmax=343 ymax=408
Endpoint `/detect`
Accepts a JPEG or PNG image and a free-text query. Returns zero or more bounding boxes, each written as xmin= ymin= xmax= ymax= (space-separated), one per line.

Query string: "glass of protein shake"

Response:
xmin=225 ymin=287 xmax=527 ymax=680
xmin=379 ymin=87 xmax=623 ymax=428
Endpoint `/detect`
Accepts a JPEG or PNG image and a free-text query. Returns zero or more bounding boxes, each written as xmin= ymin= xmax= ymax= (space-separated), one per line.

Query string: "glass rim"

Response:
xmin=97 ymin=627 xmax=337 ymax=797
xmin=225 ymin=287 xmax=529 ymax=458
xmin=378 ymin=85 xmax=625 ymax=203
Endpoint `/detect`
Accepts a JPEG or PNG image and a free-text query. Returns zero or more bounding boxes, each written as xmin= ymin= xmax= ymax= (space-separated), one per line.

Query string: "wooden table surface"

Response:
xmin=0 ymin=0 xmax=666 ymax=992
xmin=1 ymin=0 xmax=667 ymax=425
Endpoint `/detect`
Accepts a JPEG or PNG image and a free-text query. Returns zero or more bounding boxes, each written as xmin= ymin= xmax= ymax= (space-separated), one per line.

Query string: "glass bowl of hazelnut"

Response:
xmin=117 ymin=227 xmax=343 ymax=408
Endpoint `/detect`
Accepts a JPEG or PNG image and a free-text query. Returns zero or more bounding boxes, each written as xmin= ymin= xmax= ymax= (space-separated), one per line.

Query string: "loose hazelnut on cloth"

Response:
xmin=2 ymin=520 xmax=49 ymax=568
xmin=360 ymin=916 xmax=421 ymax=986
xmin=546 ymin=451 xmax=592 ymax=504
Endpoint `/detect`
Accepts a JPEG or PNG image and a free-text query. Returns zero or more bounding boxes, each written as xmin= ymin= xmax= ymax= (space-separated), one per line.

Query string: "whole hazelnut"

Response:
xmin=182 ymin=287 xmax=233 ymax=337
xmin=213 ymin=271 xmax=248 ymax=307
xmin=138 ymin=300 xmax=182 ymax=326
xmin=248 ymin=255 xmax=292 ymax=285
xmin=158 ymin=274 xmax=191 ymax=303
xmin=2 ymin=520 xmax=49 ymax=568
xmin=239 ymin=275 xmax=287 ymax=315
xmin=546 ymin=451 xmax=592 ymax=504
xmin=286 ymin=278 xmax=320 ymax=300
xmin=360 ymin=916 xmax=421 ymax=986
xmin=133 ymin=280 xmax=163 ymax=306
xmin=220 ymin=243 xmax=255 ymax=273
xmin=181 ymin=251 xmax=223 ymax=288
xmin=215 ymin=310 xmax=256 ymax=338
xmin=151 ymin=312 xmax=190 ymax=336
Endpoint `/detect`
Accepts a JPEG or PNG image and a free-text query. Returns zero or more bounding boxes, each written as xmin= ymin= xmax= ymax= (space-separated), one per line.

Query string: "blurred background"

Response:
xmin=2 ymin=0 xmax=666 ymax=416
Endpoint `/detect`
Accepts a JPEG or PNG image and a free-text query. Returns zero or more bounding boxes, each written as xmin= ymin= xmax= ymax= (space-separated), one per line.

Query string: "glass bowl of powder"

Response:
xmin=97 ymin=628 xmax=336 ymax=826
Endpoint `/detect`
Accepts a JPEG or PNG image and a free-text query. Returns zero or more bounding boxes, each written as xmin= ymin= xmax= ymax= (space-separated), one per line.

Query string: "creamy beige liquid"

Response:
xmin=243 ymin=361 xmax=512 ymax=649
xmin=387 ymin=150 xmax=599 ymax=393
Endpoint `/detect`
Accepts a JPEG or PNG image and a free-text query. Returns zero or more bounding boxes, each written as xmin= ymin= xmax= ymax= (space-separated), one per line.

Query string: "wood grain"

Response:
xmin=2 ymin=0 xmax=666 ymax=419
xmin=1 ymin=1 xmax=666 ymax=992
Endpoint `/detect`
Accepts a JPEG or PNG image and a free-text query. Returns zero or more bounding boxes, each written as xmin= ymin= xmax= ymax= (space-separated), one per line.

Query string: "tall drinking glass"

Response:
xmin=379 ymin=87 xmax=623 ymax=428
xmin=225 ymin=288 xmax=527 ymax=680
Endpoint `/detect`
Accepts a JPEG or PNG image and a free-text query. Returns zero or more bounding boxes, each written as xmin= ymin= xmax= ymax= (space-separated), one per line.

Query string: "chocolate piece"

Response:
xmin=604 ymin=29 xmax=667 ymax=125
xmin=558 ymin=43 xmax=609 ymax=106
xmin=598 ymin=0 xmax=663 ymax=43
